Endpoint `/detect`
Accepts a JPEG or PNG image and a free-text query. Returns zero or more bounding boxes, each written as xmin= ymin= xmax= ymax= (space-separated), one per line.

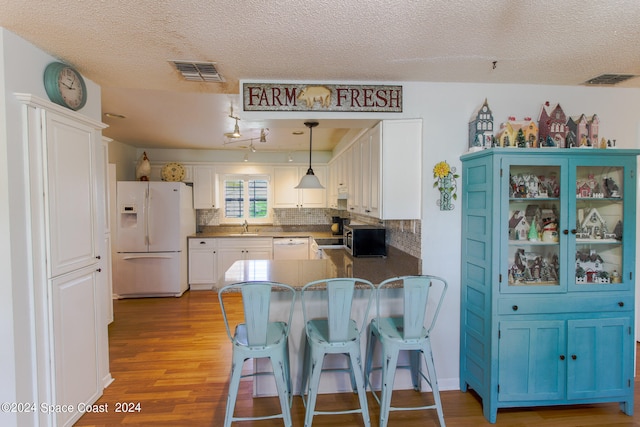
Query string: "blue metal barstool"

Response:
xmin=299 ymin=278 xmax=375 ymax=427
xmin=364 ymin=275 xmax=448 ymax=427
xmin=218 ymin=281 xmax=296 ymax=427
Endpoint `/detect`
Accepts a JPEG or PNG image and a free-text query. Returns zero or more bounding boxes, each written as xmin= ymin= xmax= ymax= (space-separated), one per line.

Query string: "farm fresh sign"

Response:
xmin=242 ymin=83 xmax=402 ymax=112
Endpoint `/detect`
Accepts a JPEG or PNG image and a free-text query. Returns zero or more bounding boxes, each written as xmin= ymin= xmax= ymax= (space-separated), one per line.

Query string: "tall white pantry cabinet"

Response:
xmin=16 ymin=94 xmax=112 ymax=427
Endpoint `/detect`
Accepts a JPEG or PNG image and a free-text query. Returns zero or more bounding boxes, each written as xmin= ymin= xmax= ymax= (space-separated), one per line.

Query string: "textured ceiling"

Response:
xmin=2 ymin=0 xmax=640 ymax=151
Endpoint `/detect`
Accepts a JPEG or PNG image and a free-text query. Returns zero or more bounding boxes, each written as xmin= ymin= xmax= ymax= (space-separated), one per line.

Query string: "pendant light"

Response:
xmin=295 ymin=121 xmax=324 ymax=189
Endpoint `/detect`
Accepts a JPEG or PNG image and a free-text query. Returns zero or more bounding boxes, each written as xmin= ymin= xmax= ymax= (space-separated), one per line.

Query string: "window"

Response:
xmin=222 ymin=175 xmax=270 ymax=223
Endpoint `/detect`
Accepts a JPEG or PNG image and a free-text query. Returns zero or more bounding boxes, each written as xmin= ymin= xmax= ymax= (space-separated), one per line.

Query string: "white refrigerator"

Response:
xmin=114 ymin=181 xmax=195 ymax=297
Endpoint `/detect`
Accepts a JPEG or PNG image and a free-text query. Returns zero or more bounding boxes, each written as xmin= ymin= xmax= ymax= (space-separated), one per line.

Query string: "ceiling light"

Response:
xmin=104 ymin=112 xmax=126 ymax=119
xmin=249 ymin=142 xmax=256 ymax=153
xmin=287 ymin=152 xmax=293 ymax=162
xmin=259 ymin=128 xmax=269 ymax=143
xmin=224 ymin=116 xmax=241 ymax=138
xmin=243 ymin=152 xmax=249 ymax=162
xmin=295 ymin=121 xmax=324 ymax=189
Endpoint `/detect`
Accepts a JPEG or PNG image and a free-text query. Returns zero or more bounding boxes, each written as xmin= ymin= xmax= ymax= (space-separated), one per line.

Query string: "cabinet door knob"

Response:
xmin=571 ymin=354 xmax=577 ymax=360
xmin=96 ymin=268 xmax=102 ymax=273
xmin=512 ymin=305 xmax=518 ymax=311
xmin=95 ymin=255 xmax=101 ymax=259
xmin=559 ymin=355 xmax=565 ymax=360
xmin=200 ymin=241 xmax=206 ymax=244
xmin=563 ymin=229 xmax=569 ymax=235
xmin=618 ymin=301 xmax=625 ymax=307
xmin=571 ymin=229 xmax=577 ymax=235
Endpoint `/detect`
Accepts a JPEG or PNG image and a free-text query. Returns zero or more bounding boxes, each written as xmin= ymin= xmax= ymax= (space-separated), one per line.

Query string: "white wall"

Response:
xmin=0 ymin=27 xmax=102 ymax=427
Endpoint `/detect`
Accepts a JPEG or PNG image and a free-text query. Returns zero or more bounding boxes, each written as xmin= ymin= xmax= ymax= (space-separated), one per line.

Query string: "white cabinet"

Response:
xmin=188 ymin=238 xmax=218 ymax=290
xmin=193 ymin=165 xmax=217 ymax=209
xmin=16 ymin=94 xmax=110 ymax=427
xmin=217 ymin=238 xmax=273 ymax=287
xmin=344 ymin=119 xmax=422 ymax=220
xmin=273 ymin=166 xmax=327 ymax=208
xmin=51 ymin=266 xmax=101 ymax=427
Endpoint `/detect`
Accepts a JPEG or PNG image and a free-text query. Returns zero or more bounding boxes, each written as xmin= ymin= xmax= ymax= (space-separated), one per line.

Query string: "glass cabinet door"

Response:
xmin=571 ymin=164 xmax=625 ymax=289
xmin=504 ymin=160 xmax=566 ymax=292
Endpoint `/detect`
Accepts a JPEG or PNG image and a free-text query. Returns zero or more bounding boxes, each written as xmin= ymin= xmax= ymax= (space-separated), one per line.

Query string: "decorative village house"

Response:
xmin=538 ymin=102 xmax=568 ymax=147
xmin=468 ymin=99 xmax=494 ymax=150
xmin=567 ymin=114 xmax=600 ymax=147
xmin=496 ymin=117 xmax=538 ymax=147
xmin=575 ymin=249 xmax=609 ymax=283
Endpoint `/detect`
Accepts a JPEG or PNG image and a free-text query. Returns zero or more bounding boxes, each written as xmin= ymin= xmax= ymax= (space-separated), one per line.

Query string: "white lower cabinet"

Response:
xmin=188 ymin=238 xmax=218 ymax=290
xmin=51 ymin=265 xmax=101 ymax=427
xmin=217 ymin=238 xmax=273 ymax=286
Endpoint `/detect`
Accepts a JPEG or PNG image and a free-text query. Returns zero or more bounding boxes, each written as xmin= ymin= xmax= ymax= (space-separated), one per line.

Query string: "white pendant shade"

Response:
xmin=295 ymin=170 xmax=324 ymax=189
xmin=296 ymin=121 xmax=324 ymax=189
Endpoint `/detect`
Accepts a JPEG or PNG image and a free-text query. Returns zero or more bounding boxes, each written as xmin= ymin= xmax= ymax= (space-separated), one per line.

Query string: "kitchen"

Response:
xmin=4 ymin=3 xmax=640 ymax=426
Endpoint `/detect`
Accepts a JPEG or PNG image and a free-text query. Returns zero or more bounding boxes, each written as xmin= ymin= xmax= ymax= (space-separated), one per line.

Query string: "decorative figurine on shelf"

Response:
xmin=567 ymin=114 xmax=599 ymax=148
xmin=135 ymin=151 xmax=151 ymax=181
xmin=575 ymin=249 xmax=605 ymax=283
xmin=603 ymin=176 xmax=620 ymax=198
xmin=433 ymin=160 xmax=459 ymax=211
xmin=528 ymin=218 xmax=539 ymax=241
xmin=468 ymin=99 xmax=494 ymax=152
xmin=538 ymin=102 xmax=568 ymax=148
xmin=496 ymin=116 xmax=538 ymax=148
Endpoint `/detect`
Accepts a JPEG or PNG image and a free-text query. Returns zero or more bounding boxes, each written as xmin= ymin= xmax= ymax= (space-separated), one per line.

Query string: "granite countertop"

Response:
xmin=190 ymin=231 xmax=336 ymax=239
xmin=220 ymin=246 xmax=420 ymax=289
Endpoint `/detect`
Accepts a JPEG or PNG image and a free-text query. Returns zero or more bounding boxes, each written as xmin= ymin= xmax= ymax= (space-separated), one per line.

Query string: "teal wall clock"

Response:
xmin=43 ymin=62 xmax=87 ymax=111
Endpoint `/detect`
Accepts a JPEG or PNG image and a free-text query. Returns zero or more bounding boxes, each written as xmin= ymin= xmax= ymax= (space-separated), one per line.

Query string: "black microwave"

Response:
xmin=344 ymin=225 xmax=386 ymax=257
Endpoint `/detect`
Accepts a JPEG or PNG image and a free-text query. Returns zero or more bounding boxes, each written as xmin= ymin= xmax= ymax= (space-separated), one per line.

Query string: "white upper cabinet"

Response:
xmin=340 ymin=119 xmax=422 ymax=220
xmin=193 ymin=165 xmax=217 ymax=209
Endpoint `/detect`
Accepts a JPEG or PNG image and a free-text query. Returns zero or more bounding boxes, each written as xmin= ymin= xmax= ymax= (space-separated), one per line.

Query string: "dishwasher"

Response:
xmin=272 ymin=237 xmax=310 ymax=260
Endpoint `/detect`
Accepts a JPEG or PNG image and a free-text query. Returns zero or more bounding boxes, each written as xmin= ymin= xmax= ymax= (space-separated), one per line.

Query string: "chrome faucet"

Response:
xmin=242 ymin=220 xmax=249 ymax=233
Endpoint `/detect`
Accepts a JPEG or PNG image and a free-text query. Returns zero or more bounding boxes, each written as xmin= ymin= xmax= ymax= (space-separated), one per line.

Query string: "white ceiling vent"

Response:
xmin=584 ymin=74 xmax=636 ymax=86
xmin=170 ymin=61 xmax=225 ymax=82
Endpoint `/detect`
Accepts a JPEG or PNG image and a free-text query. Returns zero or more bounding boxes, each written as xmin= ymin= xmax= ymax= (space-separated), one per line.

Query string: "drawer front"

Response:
xmin=217 ymin=237 xmax=273 ymax=249
xmin=498 ymin=295 xmax=633 ymax=315
xmin=189 ymin=238 xmax=216 ymax=249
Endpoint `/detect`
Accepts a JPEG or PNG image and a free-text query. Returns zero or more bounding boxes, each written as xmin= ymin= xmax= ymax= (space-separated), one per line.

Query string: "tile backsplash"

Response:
xmin=196 ymin=208 xmax=421 ymax=258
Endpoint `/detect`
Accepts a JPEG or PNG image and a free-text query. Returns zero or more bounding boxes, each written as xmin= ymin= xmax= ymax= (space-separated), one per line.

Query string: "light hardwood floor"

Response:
xmin=76 ymin=290 xmax=639 ymax=426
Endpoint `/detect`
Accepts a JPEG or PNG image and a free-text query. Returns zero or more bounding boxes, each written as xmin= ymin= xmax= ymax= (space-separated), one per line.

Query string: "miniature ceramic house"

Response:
xmin=469 ymin=99 xmax=494 ymax=151
xmin=509 ymin=210 xmax=530 ymax=240
xmin=567 ymin=114 xmax=600 ymax=147
xmin=576 ymin=174 xmax=602 ymax=198
xmin=576 ymin=249 xmax=605 ymax=283
xmin=538 ymin=102 xmax=568 ymax=148
xmin=496 ymin=117 xmax=539 ymax=148
xmin=580 ymin=207 xmax=607 ymax=239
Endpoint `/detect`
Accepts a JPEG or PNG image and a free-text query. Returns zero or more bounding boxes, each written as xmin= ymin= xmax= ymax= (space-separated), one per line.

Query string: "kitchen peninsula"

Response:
xmin=219 ymin=246 xmax=422 ymax=397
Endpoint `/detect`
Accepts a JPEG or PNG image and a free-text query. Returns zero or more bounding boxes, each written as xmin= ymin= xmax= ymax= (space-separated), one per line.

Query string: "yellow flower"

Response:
xmin=433 ymin=161 xmax=450 ymax=179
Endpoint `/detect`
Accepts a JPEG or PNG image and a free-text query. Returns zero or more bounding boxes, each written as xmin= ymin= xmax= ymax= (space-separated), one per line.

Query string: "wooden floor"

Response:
xmin=76 ymin=290 xmax=640 ymax=426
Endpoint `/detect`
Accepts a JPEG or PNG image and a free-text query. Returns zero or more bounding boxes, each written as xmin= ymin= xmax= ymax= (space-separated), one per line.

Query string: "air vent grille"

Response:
xmin=170 ymin=61 xmax=224 ymax=82
xmin=584 ymin=74 xmax=636 ymax=86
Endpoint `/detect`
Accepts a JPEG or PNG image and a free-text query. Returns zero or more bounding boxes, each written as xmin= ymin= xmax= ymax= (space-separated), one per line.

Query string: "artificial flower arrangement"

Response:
xmin=433 ymin=160 xmax=460 ymax=210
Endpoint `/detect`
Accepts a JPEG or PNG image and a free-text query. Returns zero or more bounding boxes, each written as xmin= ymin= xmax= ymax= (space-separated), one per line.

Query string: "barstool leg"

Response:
xmin=422 ymin=341 xmax=445 ymax=427
xmin=409 ymin=349 xmax=422 ymax=391
xmin=224 ymin=358 xmax=243 ymax=427
xmin=270 ymin=352 xmax=293 ymax=427
xmin=379 ymin=348 xmax=400 ymax=427
xmin=304 ymin=349 xmax=324 ymax=427
xmin=348 ymin=349 xmax=371 ymax=427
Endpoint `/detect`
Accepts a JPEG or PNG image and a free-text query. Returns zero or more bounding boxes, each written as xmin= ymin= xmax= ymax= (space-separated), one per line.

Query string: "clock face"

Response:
xmin=58 ymin=67 xmax=85 ymax=110
xmin=44 ymin=62 xmax=88 ymax=111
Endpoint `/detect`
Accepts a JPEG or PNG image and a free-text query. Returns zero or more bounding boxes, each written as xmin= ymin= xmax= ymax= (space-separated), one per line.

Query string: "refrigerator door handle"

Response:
xmin=145 ymin=186 xmax=150 ymax=247
xmin=121 ymin=255 xmax=176 ymax=260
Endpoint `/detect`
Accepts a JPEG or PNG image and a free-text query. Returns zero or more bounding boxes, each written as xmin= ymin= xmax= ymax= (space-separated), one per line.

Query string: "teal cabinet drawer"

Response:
xmin=498 ymin=296 xmax=633 ymax=315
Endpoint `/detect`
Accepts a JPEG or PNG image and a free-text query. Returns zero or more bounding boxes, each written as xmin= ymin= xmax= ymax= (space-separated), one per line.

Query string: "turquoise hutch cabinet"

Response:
xmin=459 ymin=148 xmax=639 ymax=423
